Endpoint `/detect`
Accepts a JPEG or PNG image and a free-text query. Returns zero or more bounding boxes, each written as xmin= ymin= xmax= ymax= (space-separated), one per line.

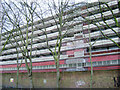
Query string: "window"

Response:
xmin=112 ymin=60 xmax=117 ymax=64
xmin=43 ymin=66 xmax=46 ymax=69
xmin=52 ymin=65 xmax=55 ymax=68
xmin=98 ymin=61 xmax=102 ymax=66
xmin=62 ymin=51 xmax=66 ymax=55
xmin=118 ymin=60 xmax=120 ymax=64
xmin=86 ymin=62 xmax=90 ymax=66
xmin=66 ymin=64 xmax=69 ymax=68
xmin=73 ymin=64 xmax=76 ymax=67
xmin=35 ymin=66 xmax=37 ymax=69
xmin=103 ymin=61 xmax=107 ymax=65
xmin=69 ymin=64 xmax=72 ymax=67
xmin=93 ymin=62 xmax=96 ymax=66
xmin=84 ymin=63 xmax=86 ymax=67
xmin=59 ymin=65 xmax=62 ymax=68
xmin=44 ymin=66 xmax=46 ymax=69
xmin=82 ymin=63 xmax=84 ymax=67
xmin=106 ymin=61 xmax=110 ymax=65
xmin=39 ymin=66 xmax=42 ymax=69
xmin=78 ymin=63 xmax=82 ymax=67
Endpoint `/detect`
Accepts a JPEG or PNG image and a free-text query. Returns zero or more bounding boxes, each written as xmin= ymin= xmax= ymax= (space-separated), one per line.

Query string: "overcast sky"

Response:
xmin=1 ymin=0 xmax=100 ymax=33
xmin=4 ymin=0 xmax=98 ymax=3
xmin=75 ymin=0 xmax=98 ymax=3
xmin=1 ymin=0 xmax=99 ymax=23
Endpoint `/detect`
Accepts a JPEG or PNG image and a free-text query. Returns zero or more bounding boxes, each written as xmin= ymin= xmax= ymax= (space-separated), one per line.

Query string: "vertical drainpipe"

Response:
xmin=81 ymin=4 xmax=87 ymax=71
xmin=0 ymin=0 xmax=2 ymax=89
xmin=0 ymin=0 xmax=1 ymax=51
xmin=118 ymin=0 xmax=120 ymax=11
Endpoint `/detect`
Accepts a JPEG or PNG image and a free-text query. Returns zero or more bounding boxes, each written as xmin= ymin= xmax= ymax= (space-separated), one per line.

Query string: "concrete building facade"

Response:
xmin=0 ymin=0 xmax=120 ymax=88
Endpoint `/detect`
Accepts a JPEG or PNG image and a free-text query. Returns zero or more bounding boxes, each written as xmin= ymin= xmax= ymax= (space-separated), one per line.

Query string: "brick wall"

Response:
xmin=2 ymin=70 xmax=120 ymax=88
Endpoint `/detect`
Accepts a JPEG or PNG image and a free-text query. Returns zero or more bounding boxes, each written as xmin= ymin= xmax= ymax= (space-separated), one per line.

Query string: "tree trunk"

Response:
xmin=56 ymin=66 xmax=60 ymax=88
xmin=89 ymin=45 xmax=93 ymax=88
xmin=56 ymin=59 xmax=60 ymax=88
xmin=16 ymin=67 xmax=19 ymax=88
xmin=16 ymin=53 xmax=19 ymax=88
xmin=28 ymin=73 xmax=34 ymax=88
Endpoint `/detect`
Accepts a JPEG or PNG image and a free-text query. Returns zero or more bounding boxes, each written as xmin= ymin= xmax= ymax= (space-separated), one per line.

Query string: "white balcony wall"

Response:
xmin=84 ymin=27 xmax=119 ymax=38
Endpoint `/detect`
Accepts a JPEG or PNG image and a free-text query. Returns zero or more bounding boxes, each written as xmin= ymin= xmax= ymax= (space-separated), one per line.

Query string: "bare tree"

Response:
xmin=81 ymin=0 xmax=120 ymax=48
xmin=79 ymin=0 xmax=120 ymax=88
xmin=27 ymin=0 xmax=76 ymax=88
xmin=1 ymin=1 xmax=37 ymax=88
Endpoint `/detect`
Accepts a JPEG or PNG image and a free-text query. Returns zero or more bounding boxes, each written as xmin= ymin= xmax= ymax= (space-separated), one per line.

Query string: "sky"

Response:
xmin=1 ymin=0 xmax=99 ymax=32
xmin=2 ymin=0 xmax=99 ymax=18
xmin=75 ymin=0 xmax=98 ymax=3
xmin=3 ymin=0 xmax=99 ymax=3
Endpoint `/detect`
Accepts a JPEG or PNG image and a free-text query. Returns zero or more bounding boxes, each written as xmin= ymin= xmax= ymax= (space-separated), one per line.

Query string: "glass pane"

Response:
xmin=82 ymin=63 xmax=84 ymax=67
xmin=78 ymin=63 xmax=82 ymax=66
xmin=118 ymin=60 xmax=120 ymax=64
xmin=86 ymin=62 xmax=90 ymax=66
xmin=73 ymin=64 xmax=76 ymax=67
xmin=112 ymin=60 xmax=117 ymax=64
xmin=106 ymin=61 xmax=110 ymax=65
xmin=93 ymin=62 xmax=96 ymax=66
xmin=63 ymin=64 xmax=66 ymax=67
xmin=69 ymin=64 xmax=72 ymax=67
xmin=103 ymin=61 xmax=107 ymax=65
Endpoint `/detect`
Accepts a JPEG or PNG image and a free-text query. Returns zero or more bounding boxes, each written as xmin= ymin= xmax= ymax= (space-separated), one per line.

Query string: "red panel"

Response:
xmin=87 ymin=54 xmax=120 ymax=62
xmin=0 ymin=64 xmax=18 ymax=68
xmin=1 ymin=69 xmax=63 ymax=73
xmin=1 ymin=60 xmax=65 ymax=68
xmin=66 ymin=50 xmax=74 ymax=55
xmin=66 ymin=49 xmax=83 ymax=55
xmin=88 ymin=65 xmax=120 ymax=70
xmin=32 ymin=60 xmax=65 ymax=66
xmin=32 ymin=69 xmax=63 ymax=72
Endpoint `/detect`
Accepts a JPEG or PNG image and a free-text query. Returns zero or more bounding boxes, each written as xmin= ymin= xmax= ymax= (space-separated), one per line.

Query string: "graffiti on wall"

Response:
xmin=43 ymin=79 xmax=47 ymax=84
xmin=113 ymin=76 xmax=120 ymax=87
xmin=75 ymin=80 xmax=85 ymax=87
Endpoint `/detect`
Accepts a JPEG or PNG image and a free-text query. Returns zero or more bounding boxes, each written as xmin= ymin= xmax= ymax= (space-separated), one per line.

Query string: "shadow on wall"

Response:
xmin=114 ymin=70 xmax=120 ymax=88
